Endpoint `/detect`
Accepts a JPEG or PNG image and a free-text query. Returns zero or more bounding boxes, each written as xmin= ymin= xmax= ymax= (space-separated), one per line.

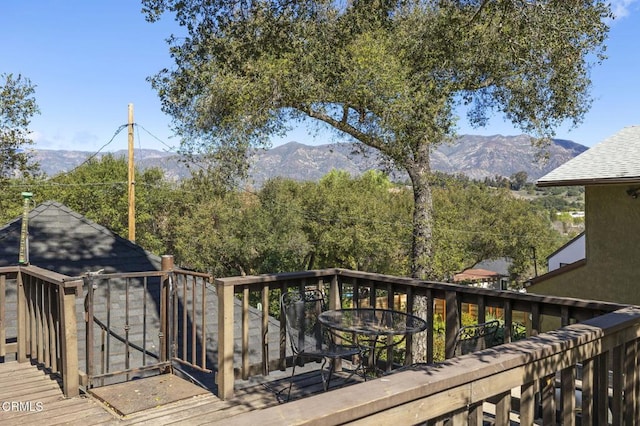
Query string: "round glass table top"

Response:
xmin=318 ymin=308 xmax=428 ymax=336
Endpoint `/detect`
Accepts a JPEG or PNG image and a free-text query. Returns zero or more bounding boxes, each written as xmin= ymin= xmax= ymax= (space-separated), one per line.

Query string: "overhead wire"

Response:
xmin=11 ymin=123 xmax=566 ymax=244
xmin=136 ymin=123 xmax=178 ymax=152
xmin=46 ymin=124 xmax=128 ymax=182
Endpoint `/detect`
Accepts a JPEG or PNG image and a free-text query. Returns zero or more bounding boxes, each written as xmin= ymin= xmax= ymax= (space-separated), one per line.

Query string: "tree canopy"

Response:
xmin=36 ymin=155 xmax=174 ymax=254
xmin=0 ymin=73 xmax=39 ymax=182
xmin=143 ymin=0 xmax=610 ymax=279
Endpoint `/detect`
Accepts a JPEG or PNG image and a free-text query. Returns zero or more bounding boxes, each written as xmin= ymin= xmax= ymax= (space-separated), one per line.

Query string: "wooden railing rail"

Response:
xmin=0 ymin=265 xmax=81 ymax=397
xmin=218 ymin=306 xmax=640 ymax=425
xmin=215 ymin=268 xmax=627 ymax=400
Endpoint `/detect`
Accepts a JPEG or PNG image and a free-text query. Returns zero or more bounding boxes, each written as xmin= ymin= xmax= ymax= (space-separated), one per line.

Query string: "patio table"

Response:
xmin=318 ymin=308 xmax=428 ymax=376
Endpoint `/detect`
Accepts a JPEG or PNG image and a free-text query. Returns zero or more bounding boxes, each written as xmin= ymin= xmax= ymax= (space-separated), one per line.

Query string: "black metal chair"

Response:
xmin=453 ymin=319 xmax=500 ymax=356
xmin=281 ymin=289 xmax=363 ymax=401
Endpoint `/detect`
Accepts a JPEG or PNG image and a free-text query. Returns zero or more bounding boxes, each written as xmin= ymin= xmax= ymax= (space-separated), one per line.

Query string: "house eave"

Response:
xmin=536 ymin=176 xmax=640 ymax=188
xmin=526 ymin=258 xmax=587 ymax=287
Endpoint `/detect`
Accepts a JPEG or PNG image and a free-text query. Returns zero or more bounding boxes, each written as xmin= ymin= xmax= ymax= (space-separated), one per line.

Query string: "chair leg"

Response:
xmin=286 ymin=355 xmax=298 ymax=402
xmin=324 ymin=358 xmax=334 ymax=392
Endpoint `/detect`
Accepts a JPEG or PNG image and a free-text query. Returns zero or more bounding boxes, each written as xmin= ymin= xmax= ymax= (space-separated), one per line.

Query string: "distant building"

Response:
xmin=453 ymin=258 xmax=511 ymax=290
xmin=546 ymin=232 xmax=585 ymax=272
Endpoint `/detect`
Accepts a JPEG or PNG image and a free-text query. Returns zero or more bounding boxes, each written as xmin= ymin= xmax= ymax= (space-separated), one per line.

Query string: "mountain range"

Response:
xmin=30 ymin=134 xmax=587 ymax=186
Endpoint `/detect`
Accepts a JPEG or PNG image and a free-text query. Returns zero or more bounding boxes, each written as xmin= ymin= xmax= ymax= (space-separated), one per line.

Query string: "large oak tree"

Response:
xmin=143 ymin=0 xmax=609 ymax=281
xmin=142 ymin=0 xmax=610 ymax=360
xmin=144 ymin=0 xmax=609 ymax=360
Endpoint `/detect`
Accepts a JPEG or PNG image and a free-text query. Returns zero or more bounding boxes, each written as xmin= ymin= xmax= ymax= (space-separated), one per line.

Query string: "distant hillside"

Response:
xmin=31 ymin=134 xmax=587 ymax=186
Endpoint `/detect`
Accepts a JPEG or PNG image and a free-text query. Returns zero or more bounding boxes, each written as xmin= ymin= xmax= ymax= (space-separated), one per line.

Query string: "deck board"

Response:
xmin=0 ymin=361 xmax=117 ymax=425
xmin=0 ymin=360 xmax=365 ymax=425
xmin=89 ymin=373 xmax=210 ymax=416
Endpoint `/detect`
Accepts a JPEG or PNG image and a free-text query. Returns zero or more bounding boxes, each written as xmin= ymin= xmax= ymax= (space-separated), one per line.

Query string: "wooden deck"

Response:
xmin=0 ymin=361 xmax=114 ymax=425
xmin=0 ymin=361 xmax=365 ymax=425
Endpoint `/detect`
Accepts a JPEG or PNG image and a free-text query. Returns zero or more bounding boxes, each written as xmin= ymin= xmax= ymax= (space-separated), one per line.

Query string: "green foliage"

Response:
xmin=143 ymin=0 xmax=610 ymax=279
xmin=169 ymin=170 xmax=413 ymax=277
xmin=0 ymin=74 xmax=40 ymax=221
xmin=32 ymin=155 xmax=174 ymax=254
xmin=431 ymin=176 xmax=559 ymax=283
xmin=302 ymin=170 xmax=411 ymax=274
xmin=509 ymin=171 xmax=528 ymax=191
xmin=0 ymin=177 xmax=40 ymax=223
xmin=0 ymin=73 xmax=40 ymax=184
xmin=0 ymin=163 xmax=563 ymax=289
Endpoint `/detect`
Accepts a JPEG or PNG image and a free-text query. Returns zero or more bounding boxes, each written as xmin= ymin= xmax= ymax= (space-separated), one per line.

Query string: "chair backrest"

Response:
xmin=454 ymin=319 xmax=500 ymax=356
xmin=281 ymin=290 xmax=327 ymax=355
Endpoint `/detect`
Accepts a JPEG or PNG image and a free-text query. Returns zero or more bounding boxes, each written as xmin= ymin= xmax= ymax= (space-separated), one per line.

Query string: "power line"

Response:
xmin=11 ymin=122 xmax=567 ymax=243
xmin=135 ymin=123 xmax=177 ymax=152
xmin=46 ymin=124 xmax=128 ymax=181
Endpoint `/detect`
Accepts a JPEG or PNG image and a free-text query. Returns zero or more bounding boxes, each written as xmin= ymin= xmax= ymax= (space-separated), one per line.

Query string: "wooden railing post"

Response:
xmin=16 ymin=270 xmax=27 ymax=362
xmin=217 ymin=278 xmax=235 ymax=400
xmin=329 ymin=274 xmax=340 ymax=310
xmin=59 ymin=280 xmax=80 ymax=397
xmin=0 ymin=274 xmax=4 ymax=358
xmin=160 ymin=255 xmax=174 ymax=364
xmin=445 ymin=291 xmax=459 ymax=359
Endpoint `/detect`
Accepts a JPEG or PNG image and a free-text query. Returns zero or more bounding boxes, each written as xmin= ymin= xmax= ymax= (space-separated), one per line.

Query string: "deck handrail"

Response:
xmin=1 ymin=260 xmax=214 ymax=397
xmin=214 ymin=268 xmax=628 ymax=400
xmin=0 ymin=264 xmax=82 ymax=397
xmin=216 ymin=306 xmax=640 ymax=425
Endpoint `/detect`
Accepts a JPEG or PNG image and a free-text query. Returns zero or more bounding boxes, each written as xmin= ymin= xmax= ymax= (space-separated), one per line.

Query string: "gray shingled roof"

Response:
xmin=0 ymin=201 xmax=161 ymax=275
xmin=537 ymin=126 xmax=640 ymax=187
xmin=0 ymin=202 xmax=286 ymax=388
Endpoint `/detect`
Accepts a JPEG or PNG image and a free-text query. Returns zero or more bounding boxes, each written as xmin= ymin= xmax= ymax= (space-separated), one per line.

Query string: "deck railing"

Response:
xmin=222 ymin=305 xmax=640 ymax=425
xmin=215 ymin=268 xmax=628 ymax=403
xmin=81 ymin=256 xmax=214 ymax=389
xmin=2 ymin=261 xmax=635 ymax=421
xmin=0 ymin=265 xmax=81 ymax=397
xmin=0 ymin=258 xmax=214 ymax=396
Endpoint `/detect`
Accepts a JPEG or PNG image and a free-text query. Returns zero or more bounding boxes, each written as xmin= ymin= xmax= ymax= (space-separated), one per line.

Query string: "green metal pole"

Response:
xmin=18 ymin=192 xmax=33 ymax=265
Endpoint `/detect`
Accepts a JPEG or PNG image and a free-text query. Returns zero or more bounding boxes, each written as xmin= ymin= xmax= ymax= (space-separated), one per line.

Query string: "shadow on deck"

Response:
xmin=0 ymin=360 xmax=365 ymax=425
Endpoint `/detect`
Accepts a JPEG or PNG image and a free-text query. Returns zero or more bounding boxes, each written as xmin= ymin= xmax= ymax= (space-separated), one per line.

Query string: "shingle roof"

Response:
xmin=0 ymin=201 xmax=284 ymax=380
xmin=0 ymin=201 xmax=161 ymax=276
xmin=537 ymin=126 xmax=640 ymax=187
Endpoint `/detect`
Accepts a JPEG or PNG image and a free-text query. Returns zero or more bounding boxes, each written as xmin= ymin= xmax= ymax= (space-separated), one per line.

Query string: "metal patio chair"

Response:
xmin=453 ymin=319 xmax=500 ymax=356
xmin=281 ymin=289 xmax=364 ymax=402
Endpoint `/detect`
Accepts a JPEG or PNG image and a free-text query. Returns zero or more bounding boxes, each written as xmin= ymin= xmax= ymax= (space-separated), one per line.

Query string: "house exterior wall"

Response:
xmin=529 ymin=184 xmax=640 ymax=305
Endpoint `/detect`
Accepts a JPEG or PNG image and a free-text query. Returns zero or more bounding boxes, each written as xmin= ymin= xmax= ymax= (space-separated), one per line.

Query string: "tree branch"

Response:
xmin=298 ymin=104 xmax=387 ymax=153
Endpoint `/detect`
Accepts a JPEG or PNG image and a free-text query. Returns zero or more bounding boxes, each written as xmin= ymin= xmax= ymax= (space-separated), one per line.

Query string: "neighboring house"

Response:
xmin=528 ymin=126 xmax=640 ymax=306
xmin=453 ymin=258 xmax=511 ymax=290
xmin=0 ymin=201 xmax=281 ymax=388
xmin=546 ymin=231 xmax=585 ymax=272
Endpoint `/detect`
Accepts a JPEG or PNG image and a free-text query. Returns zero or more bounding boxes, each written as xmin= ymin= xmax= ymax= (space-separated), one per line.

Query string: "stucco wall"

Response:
xmin=529 ymin=184 xmax=640 ymax=305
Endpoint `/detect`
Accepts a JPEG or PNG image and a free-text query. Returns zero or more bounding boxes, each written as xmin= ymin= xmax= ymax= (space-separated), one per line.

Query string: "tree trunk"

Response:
xmin=410 ymin=165 xmax=434 ymax=280
xmin=407 ymin=148 xmax=435 ymax=363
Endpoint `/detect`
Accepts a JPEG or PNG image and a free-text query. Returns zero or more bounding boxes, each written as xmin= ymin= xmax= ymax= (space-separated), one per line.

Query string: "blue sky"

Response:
xmin=2 ymin=1 xmax=640 ymax=153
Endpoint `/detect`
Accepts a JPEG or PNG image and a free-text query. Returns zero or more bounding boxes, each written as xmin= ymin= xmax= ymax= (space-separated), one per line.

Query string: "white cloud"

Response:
xmin=610 ymin=0 xmax=639 ymax=19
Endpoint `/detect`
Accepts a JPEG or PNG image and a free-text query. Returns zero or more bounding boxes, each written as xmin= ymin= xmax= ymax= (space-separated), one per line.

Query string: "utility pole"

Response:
xmin=128 ymin=103 xmax=136 ymax=242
